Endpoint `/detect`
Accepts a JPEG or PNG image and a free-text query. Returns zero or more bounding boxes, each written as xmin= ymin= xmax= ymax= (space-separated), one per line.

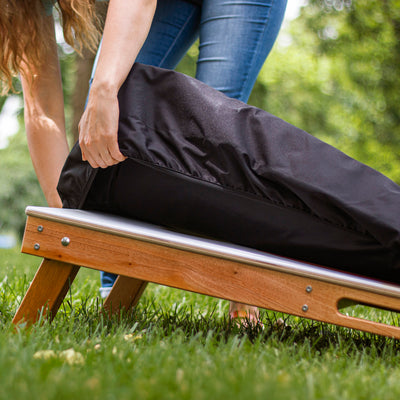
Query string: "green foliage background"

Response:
xmin=1 ymin=0 xmax=400 ymax=236
xmin=257 ymin=0 xmax=400 ymax=181
xmin=0 ymin=129 xmax=46 ymax=238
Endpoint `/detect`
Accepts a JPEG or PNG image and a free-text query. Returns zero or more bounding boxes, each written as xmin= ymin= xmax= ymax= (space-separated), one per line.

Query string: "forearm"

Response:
xmin=90 ymin=0 xmax=157 ymax=97
xmin=21 ymin=16 xmax=69 ymax=208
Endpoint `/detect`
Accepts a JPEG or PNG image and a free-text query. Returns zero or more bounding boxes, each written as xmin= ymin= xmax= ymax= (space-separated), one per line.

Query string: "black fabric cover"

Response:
xmin=57 ymin=63 xmax=400 ymax=284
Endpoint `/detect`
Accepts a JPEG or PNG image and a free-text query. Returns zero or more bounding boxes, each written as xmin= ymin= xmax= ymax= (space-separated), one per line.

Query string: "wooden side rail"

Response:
xmin=12 ymin=207 xmax=400 ymax=338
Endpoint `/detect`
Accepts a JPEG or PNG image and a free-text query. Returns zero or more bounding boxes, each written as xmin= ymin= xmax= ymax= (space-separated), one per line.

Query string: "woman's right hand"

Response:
xmin=78 ymin=83 xmax=127 ymax=169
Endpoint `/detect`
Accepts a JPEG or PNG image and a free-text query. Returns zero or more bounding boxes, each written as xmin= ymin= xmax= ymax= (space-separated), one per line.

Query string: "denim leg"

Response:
xmin=100 ymin=271 xmax=118 ymax=288
xmin=92 ymin=0 xmax=201 ymax=78
xmin=136 ymin=0 xmax=201 ymax=67
xmin=197 ymin=0 xmax=287 ymax=102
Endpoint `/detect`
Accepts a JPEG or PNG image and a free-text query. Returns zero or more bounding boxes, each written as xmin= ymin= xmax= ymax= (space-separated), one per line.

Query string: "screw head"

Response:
xmin=302 ymin=304 xmax=309 ymax=312
xmin=61 ymin=237 xmax=70 ymax=247
xmin=306 ymin=285 xmax=313 ymax=293
xmin=37 ymin=225 xmax=44 ymax=232
xmin=34 ymin=243 xmax=40 ymax=250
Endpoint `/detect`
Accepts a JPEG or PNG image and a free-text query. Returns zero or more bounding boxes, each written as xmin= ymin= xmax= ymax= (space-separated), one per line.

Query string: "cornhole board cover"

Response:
xmin=13 ymin=206 xmax=400 ymax=338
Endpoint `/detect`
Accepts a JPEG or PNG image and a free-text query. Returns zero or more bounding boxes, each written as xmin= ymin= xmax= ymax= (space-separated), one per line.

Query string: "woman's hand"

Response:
xmin=78 ymin=84 xmax=126 ymax=169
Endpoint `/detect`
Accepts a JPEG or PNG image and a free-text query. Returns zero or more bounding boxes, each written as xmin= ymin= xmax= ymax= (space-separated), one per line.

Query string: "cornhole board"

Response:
xmin=12 ymin=206 xmax=400 ymax=338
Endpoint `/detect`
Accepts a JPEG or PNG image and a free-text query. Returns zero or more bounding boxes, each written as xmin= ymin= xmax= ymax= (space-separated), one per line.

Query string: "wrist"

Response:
xmin=46 ymin=192 xmax=63 ymax=208
xmin=90 ymin=78 xmax=120 ymax=98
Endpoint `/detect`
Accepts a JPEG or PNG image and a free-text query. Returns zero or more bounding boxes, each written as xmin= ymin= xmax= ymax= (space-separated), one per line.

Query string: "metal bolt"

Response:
xmin=37 ymin=225 xmax=44 ymax=232
xmin=34 ymin=243 xmax=40 ymax=250
xmin=61 ymin=237 xmax=70 ymax=247
xmin=306 ymin=285 xmax=313 ymax=293
xmin=302 ymin=304 xmax=309 ymax=312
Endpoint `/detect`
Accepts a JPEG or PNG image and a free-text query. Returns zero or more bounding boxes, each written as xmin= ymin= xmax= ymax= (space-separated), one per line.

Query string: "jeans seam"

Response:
xmin=158 ymin=8 xmax=199 ymax=67
xmin=240 ymin=0 xmax=275 ymax=100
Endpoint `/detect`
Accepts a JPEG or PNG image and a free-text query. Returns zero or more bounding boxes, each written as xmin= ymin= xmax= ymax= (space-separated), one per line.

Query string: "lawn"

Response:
xmin=1 ymin=245 xmax=400 ymax=400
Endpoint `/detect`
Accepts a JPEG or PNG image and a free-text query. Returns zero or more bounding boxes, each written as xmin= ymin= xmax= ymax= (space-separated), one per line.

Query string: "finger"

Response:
xmin=89 ymin=160 xmax=101 ymax=169
xmin=108 ymin=141 xmax=127 ymax=162
xmin=84 ymin=147 xmax=105 ymax=169
xmin=84 ymin=155 xmax=100 ymax=169
xmin=92 ymin=156 xmax=107 ymax=169
xmin=79 ymin=138 xmax=91 ymax=163
xmin=87 ymin=154 xmax=101 ymax=169
xmin=99 ymin=149 xmax=118 ymax=168
xmin=84 ymin=138 xmax=110 ymax=168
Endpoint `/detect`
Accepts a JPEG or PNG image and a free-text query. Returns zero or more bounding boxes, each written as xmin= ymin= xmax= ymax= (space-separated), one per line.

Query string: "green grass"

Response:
xmin=1 ymin=246 xmax=400 ymax=400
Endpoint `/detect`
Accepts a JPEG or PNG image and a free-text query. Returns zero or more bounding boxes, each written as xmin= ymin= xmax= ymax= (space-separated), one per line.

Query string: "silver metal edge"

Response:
xmin=25 ymin=206 xmax=400 ymax=299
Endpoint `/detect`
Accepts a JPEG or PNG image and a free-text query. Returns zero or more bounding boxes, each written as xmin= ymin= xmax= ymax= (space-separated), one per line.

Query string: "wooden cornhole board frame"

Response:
xmin=12 ymin=206 xmax=400 ymax=338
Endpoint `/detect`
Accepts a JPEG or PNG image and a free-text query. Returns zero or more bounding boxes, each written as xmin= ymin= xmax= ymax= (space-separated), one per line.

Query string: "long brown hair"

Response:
xmin=0 ymin=0 xmax=102 ymax=95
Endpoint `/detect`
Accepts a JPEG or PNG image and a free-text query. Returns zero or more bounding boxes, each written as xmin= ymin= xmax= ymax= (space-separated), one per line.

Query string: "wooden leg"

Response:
xmin=103 ymin=276 xmax=148 ymax=316
xmin=12 ymin=259 xmax=80 ymax=326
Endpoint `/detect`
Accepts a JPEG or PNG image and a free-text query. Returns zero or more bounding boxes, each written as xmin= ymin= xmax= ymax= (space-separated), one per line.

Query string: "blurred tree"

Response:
xmin=256 ymin=0 xmax=400 ymax=182
xmin=0 ymin=96 xmax=6 ymax=113
xmin=0 ymin=126 xmax=46 ymax=239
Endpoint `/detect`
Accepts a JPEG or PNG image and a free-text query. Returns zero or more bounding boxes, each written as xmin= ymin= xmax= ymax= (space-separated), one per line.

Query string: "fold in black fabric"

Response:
xmin=57 ymin=63 xmax=400 ymax=283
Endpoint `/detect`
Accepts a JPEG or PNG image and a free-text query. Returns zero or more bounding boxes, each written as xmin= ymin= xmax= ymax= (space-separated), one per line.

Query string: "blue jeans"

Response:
xmin=99 ymin=0 xmax=287 ymax=288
